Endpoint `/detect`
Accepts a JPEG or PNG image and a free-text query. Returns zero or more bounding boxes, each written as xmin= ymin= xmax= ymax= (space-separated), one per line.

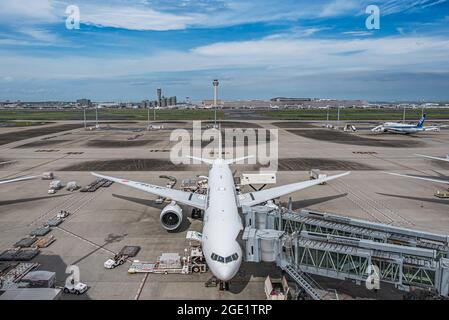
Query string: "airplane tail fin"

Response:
xmin=417 ymin=113 xmax=426 ymax=127
xmin=186 ymin=156 xmax=215 ymax=165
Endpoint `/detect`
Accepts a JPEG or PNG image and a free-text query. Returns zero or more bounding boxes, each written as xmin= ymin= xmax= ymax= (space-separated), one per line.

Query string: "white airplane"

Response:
xmin=371 ymin=114 xmax=440 ymax=134
xmin=385 ymin=153 xmax=449 ymax=185
xmin=91 ymin=158 xmax=350 ymax=285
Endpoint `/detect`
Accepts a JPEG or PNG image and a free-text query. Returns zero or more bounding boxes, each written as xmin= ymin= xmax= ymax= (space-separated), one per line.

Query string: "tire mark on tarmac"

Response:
xmin=370 ymin=154 xmax=432 ymax=175
xmin=331 ymin=180 xmax=394 ymax=224
xmin=0 ymin=154 xmax=70 ymax=180
xmin=331 ymin=180 xmax=415 ymax=226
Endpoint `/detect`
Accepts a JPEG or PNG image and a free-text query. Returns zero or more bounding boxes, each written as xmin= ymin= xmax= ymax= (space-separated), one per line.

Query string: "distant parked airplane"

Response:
xmin=371 ymin=114 xmax=440 ymax=134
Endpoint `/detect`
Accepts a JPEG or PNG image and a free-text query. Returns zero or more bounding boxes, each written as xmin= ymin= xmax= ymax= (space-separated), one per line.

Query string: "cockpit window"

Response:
xmin=211 ymin=253 xmax=220 ymax=261
xmin=211 ymin=252 xmax=239 ymax=264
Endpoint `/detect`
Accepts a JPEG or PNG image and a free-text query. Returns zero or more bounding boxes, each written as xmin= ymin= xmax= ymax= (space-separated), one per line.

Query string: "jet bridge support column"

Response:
xmin=436 ymin=258 xmax=449 ymax=297
xmin=242 ymin=227 xmax=284 ymax=263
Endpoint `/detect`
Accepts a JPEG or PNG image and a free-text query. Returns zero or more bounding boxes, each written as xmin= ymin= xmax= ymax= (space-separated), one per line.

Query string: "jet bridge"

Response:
xmin=242 ymin=205 xmax=449 ymax=298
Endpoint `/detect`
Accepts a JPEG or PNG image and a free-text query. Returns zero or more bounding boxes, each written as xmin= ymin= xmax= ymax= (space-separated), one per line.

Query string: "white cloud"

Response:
xmin=343 ymin=31 xmax=374 ymax=36
xmin=80 ymin=5 xmax=199 ymax=31
xmin=265 ymin=27 xmax=327 ymax=40
xmin=75 ymin=1 xmax=316 ymax=31
xmin=319 ymin=0 xmax=359 ymax=17
xmin=396 ymin=27 xmax=406 ymax=35
xmin=18 ymin=28 xmax=60 ymax=43
xmin=0 ymin=0 xmax=446 ymax=33
xmin=1 ymin=35 xmax=449 ymax=81
xmin=381 ymin=0 xmax=447 ymax=15
xmin=0 ymin=0 xmax=58 ymax=24
xmin=0 ymin=0 xmax=323 ymax=32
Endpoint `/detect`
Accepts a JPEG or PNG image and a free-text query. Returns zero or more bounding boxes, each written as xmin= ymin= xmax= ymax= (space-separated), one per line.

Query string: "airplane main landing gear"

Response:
xmin=191 ymin=208 xmax=202 ymax=219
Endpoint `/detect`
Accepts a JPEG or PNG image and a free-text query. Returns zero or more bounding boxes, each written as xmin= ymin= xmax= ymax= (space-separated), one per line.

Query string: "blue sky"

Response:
xmin=0 ymin=0 xmax=449 ymax=101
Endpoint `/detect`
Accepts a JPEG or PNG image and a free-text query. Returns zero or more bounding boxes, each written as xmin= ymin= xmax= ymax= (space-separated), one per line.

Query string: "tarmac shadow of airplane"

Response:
xmin=288 ymin=193 xmax=348 ymax=209
xmin=0 ymin=194 xmax=69 ymax=207
xmin=377 ymin=193 xmax=449 ymax=206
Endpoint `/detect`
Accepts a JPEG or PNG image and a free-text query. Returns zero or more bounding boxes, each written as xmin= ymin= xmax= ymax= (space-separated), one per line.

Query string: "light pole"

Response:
xmin=95 ymin=105 xmax=99 ymax=128
xmin=337 ymin=105 xmax=341 ymax=127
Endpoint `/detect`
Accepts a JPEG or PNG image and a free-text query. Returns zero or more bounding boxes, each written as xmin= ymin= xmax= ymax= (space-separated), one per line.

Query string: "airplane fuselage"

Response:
xmin=375 ymin=122 xmax=424 ymax=134
xmin=201 ymin=159 xmax=243 ymax=281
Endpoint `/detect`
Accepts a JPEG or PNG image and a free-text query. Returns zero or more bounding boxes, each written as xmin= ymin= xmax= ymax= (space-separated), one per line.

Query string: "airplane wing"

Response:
xmin=384 ymin=172 xmax=449 ymax=185
xmin=416 ymin=154 xmax=449 ymax=163
xmin=91 ymin=172 xmax=206 ymax=209
xmin=371 ymin=125 xmax=384 ymax=133
xmin=238 ymin=171 xmax=350 ymax=207
xmin=0 ymin=175 xmax=39 ymax=185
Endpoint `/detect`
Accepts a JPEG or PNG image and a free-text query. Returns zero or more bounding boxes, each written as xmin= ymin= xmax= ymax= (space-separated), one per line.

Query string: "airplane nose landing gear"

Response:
xmin=219 ymin=281 xmax=230 ymax=291
xmin=205 ymin=277 xmax=230 ymax=291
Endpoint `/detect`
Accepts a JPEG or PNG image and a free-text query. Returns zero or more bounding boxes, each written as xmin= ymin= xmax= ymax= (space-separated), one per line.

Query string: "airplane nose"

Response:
xmin=214 ymin=266 xmax=236 ymax=281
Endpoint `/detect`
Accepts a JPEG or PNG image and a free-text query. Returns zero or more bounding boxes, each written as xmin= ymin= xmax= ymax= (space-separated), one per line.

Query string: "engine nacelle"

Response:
xmin=160 ymin=202 xmax=183 ymax=231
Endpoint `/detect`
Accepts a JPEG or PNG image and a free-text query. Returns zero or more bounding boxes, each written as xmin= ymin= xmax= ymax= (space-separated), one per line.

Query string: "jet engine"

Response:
xmin=160 ymin=201 xmax=183 ymax=231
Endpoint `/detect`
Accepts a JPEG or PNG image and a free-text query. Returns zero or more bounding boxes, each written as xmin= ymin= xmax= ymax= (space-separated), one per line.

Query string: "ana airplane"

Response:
xmin=92 ymin=157 xmax=350 ymax=287
xmin=371 ymin=114 xmax=440 ymax=134
xmin=385 ymin=153 xmax=449 ymax=185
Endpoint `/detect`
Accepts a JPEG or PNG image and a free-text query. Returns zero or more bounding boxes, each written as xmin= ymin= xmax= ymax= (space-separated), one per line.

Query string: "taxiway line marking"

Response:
xmin=135 ymin=273 xmax=149 ymax=300
xmin=55 ymin=226 xmax=118 ymax=256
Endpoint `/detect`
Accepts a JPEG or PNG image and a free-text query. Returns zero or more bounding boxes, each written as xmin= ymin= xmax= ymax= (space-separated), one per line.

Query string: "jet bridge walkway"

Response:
xmin=242 ymin=205 xmax=449 ymax=298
